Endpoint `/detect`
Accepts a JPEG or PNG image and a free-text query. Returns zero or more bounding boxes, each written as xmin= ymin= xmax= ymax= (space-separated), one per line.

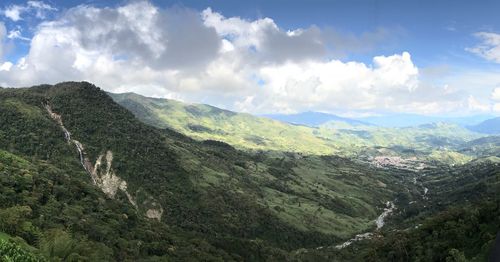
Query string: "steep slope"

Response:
xmin=110 ymin=92 xmax=340 ymax=155
xmin=0 ymin=82 xmax=409 ymax=260
xmin=316 ymin=121 xmax=483 ymax=164
xmin=468 ymin=116 xmax=500 ymax=134
xmin=111 ymin=92 xmax=485 ymax=163
xmin=361 ymin=158 xmax=500 ymax=261
xmin=458 ymin=136 xmax=500 ymax=157
xmin=293 ymin=159 xmax=500 ymax=261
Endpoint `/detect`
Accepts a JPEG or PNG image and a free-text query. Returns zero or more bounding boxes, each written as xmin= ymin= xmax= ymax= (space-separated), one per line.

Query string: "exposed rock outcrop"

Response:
xmin=44 ymin=103 xmax=162 ymax=220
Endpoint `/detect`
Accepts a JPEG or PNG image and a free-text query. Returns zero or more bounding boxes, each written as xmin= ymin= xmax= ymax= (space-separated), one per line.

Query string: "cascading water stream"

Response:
xmin=43 ymin=103 xmax=163 ymax=220
xmin=43 ymin=103 xmax=97 ymax=184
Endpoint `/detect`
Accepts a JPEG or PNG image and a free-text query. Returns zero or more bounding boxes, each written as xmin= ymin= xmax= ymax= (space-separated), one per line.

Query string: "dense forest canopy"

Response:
xmin=0 ymin=82 xmax=498 ymax=261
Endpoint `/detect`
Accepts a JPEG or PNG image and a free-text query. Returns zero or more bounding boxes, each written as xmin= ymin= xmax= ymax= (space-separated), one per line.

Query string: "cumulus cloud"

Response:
xmin=0 ymin=2 xmax=222 ymax=87
xmin=202 ymin=8 xmax=392 ymax=63
xmin=195 ymin=50 xmax=461 ymax=115
xmin=467 ymin=32 xmax=500 ymax=63
xmin=202 ymin=8 xmax=326 ymax=64
xmin=56 ymin=2 xmax=219 ymax=70
xmin=0 ymin=1 xmax=491 ymax=115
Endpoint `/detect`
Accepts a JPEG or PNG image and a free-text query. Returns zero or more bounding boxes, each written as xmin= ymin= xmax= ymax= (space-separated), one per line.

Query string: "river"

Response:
xmin=334 ymin=201 xmax=395 ymax=249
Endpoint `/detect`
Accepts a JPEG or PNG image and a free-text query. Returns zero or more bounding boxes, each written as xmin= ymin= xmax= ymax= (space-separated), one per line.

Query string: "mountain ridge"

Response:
xmin=467 ymin=116 xmax=500 ymax=134
xmin=0 ymin=81 xmax=409 ymax=260
xmin=111 ymin=91 xmax=486 ymax=164
xmin=0 ymin=82 xmax=497 ymax=261
xmin=263 ymin=111 xmax=371 ymax=127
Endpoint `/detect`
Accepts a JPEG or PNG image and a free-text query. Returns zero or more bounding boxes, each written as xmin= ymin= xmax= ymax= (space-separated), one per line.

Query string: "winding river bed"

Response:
xmin=334 ymin=201 xmax=396 ymax=249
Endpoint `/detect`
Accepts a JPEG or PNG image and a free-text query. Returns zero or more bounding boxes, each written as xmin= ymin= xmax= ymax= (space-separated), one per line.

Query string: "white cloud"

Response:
xmin=7 ymin=29 xmax=30 ymax=41
xmin=2 ymin=1 xmax=56 ymax=21
xmin=27 ymin=1 xmax=57 ymax=19
xmin=202 ymin=8 xmax=326 ymax=63
xmin=3 ymin=5 xmax=26 ymax=21
xmin=492 ymin=87 xmax=500 ymax=101
xmin=0 ymin=61 xmax=12 ymax=71
xmin=0 ymin=2 xmax=493 ymax=115
xmin=467 ymin=95 xmax=490 ymax=112
xmin=249 ymin=52 xmax=421 ymax=113
xmin=467 ymin=32 xmax=500 ymax=63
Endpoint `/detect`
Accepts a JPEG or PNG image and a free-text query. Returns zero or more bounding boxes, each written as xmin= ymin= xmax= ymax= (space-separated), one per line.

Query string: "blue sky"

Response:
xmin=1 ymin=0 xmax=500 ymax=116
xmin=4 ymin=0 xmax=499 ymax=65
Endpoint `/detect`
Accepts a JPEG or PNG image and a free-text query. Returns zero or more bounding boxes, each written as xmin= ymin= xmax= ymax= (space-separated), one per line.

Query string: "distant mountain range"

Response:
xmin=359 ymin=114 xmax=495 ymax=127
xmin=467 ymin=117 xmax=500 ymax=134
xmin=263 ymin=111 xmax=371 ymax=126
xmin=0 ymin=82 xmax=498 ymax=261
xmin=111 ymin=92 xmax=491 ymax=164
xmin=264 ymin=112 xmax=497 ymax=128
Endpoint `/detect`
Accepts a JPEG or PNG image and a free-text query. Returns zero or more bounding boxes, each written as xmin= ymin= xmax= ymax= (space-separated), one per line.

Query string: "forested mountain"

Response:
xmin=468 ymin=117 xmax=500 ymax=134
xmin=111 ymin=92 xmax=486 ymax=164
xmin=295 ymin=158 xmax=500 ymax=261
xmin=110 ymin=92 xmax=337 ymax=155
xmin=0 ymin=82 xmax=498 ymax=261
xmin=0 ymin=82 xmax=404 ymax=260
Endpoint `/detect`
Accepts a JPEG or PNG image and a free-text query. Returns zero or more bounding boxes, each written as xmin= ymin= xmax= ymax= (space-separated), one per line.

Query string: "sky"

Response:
xmin=1 ymin=0 xmax=500 ymax=117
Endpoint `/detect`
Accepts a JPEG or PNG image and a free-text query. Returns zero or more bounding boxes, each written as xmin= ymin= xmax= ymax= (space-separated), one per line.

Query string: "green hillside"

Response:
xmin=0 ymin=82 xmax=497 ymax=260
xmin=111 ymin=92 xmax=484 ymax=163
xmin=293 ymin=158 xmax=500 ymax=261
xmin=0 ymin=82 xmax=414 ymax=260
xmin=110 ymin=92 xmax=339 ymax=155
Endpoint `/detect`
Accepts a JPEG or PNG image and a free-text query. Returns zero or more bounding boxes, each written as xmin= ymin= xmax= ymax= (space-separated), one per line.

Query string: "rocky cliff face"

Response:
xmin=44 ymin=103 xmax=163 ymax=220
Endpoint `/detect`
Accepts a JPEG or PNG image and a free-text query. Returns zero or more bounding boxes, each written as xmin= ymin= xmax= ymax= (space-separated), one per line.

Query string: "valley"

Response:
xmin=111 ymin=92 xmax=493 ymax=165
xmin=0 ymin=82 xmax=498 ymax=261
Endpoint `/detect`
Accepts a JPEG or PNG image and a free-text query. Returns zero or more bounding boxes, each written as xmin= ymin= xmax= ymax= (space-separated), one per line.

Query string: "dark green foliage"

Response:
xmin=188 ymin=123 xmax=213 ymax=133
xmin=459 ymin=135 xmax=500 ymax=157
xmin=364 ymin=200 xmax=499 ymax=261
xmin=295 ymin=159 xmax=499 ymax=261
xmin=202 ymin=139 xmax=235 ymax=150
xmin=0 ymin=82 xmax=392 ymax=260
xmin=1 ymin=82 xmax=498 ymax=261
xmin=0 ymin=239 xmax=44 ymax=262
